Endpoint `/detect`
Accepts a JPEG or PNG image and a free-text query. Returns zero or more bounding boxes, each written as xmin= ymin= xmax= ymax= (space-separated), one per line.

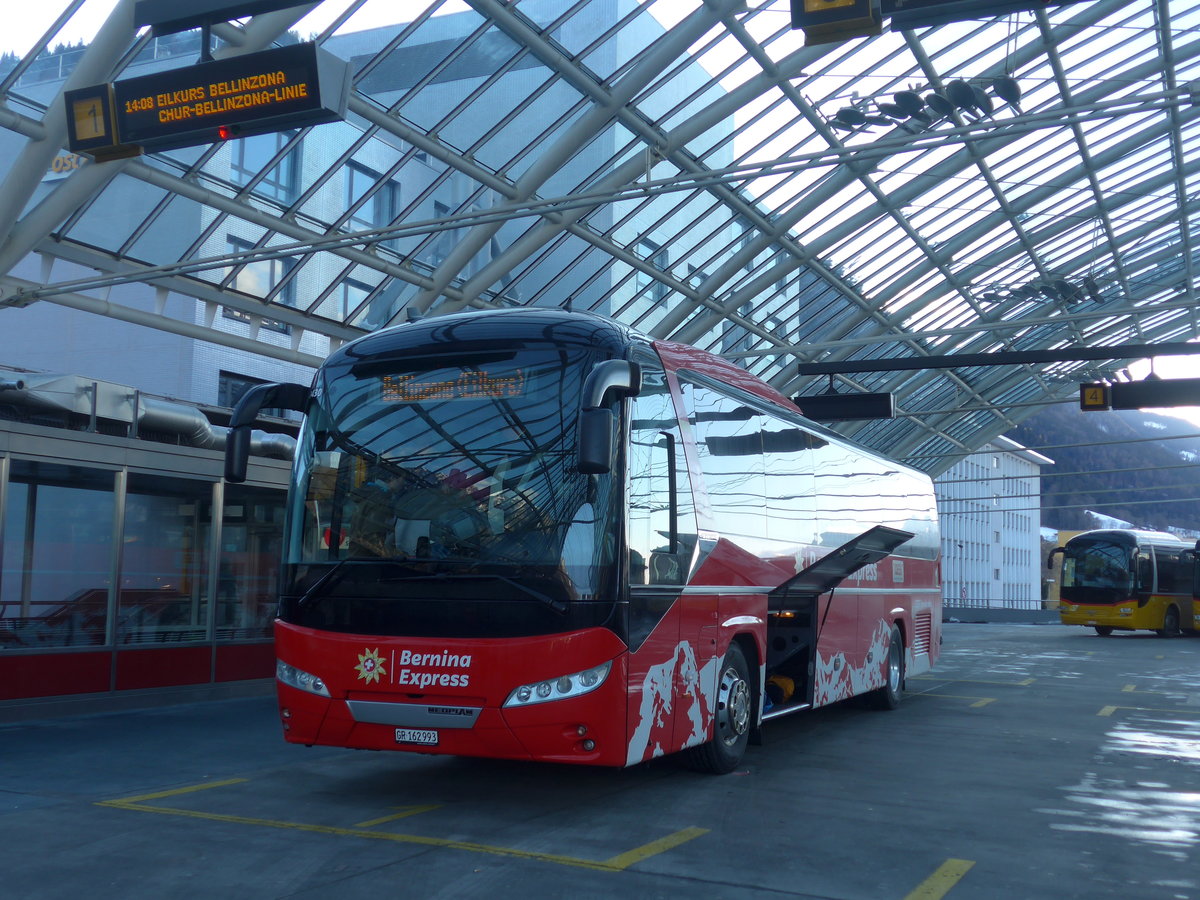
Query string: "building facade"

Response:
xmin=935 ymin=436 xmax=1052 ymax=610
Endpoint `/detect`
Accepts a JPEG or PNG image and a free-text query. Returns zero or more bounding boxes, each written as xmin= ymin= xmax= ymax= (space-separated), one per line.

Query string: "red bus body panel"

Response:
xmin=276 ymin=621 xmax=634 ymax=766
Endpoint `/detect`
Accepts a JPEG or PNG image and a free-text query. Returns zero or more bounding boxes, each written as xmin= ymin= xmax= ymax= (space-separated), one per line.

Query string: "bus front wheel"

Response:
xmin=681 ymin=642 xmax=752 ymax=774
xmin=1094 ymin=626 xmax=1114 ymax=636
xmin=1156 ymin=606 xmax=1181 ymax=638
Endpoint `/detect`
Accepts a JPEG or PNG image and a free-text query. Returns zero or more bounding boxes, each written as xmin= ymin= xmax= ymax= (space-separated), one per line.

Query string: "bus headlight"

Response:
xmin=277 ymin=659 xmax=331 ymax=697
xmin=1119 ymin=607 xmax=1133 ymax=616
xmin=503 ymin=661 xmax=611 ymax=708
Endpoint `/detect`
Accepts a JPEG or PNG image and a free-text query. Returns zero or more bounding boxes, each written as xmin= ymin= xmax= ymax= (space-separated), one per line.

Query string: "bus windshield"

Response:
xmin=281 ymin=346 xmax=618 ymax=635
xmin=1060 ymin=538 xmax=1134 ymax=603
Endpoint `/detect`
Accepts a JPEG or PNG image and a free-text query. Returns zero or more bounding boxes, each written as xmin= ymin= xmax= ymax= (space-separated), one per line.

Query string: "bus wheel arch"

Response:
xmin=681 ymin=637 xmax=754 ymax=774
xmin=866 ymin=623 xmax=905 ymax=710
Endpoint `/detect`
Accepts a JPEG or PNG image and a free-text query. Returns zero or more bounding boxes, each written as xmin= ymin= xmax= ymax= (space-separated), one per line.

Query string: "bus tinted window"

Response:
xmin=627 ymin=366 xmax=696 ymax=585
xmin=680 ymin=378 xmax=937 ymax=562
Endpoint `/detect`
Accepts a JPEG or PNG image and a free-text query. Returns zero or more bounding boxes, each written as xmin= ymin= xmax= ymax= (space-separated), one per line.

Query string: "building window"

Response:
xmin=635 ymin=238 xmax=668 ymax=303
xmin=337 ymin=278 xmax=373 ymax=322
xmin=119 ymin=473 xmax=214 ymax=645
xmin=346 ymin=161 xmax=398 ymax=240
xmin=721 ymin=301 xmax=754 ymax=355
xmin=218 ymin=371 xmax=284 ymax=417
xmin=426 ymin=200 xmax=458 ymax=268
xmin=222 ymin=235 xmax=296 ymax=332
xmin=2 ymin=461 xmax=116 ymax=647
xmin=219 ymin=484 xmax=286 ymax=640
xmin=737 ymin=215 xmax=757 ymax=271
xmin=230 ymin=131 xmax=300 ymax=204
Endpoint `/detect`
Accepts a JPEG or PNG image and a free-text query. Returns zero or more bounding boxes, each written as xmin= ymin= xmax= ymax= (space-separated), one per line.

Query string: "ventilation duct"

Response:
xmin=1 ymin=373 xmax=294 ymax=460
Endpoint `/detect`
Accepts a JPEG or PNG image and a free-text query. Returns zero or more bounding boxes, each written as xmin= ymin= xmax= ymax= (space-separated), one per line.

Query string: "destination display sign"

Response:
xmin=110 ymin=42 xmax=350 ymax=151
xmin=379 ymin=369 xmax=529 ymax=403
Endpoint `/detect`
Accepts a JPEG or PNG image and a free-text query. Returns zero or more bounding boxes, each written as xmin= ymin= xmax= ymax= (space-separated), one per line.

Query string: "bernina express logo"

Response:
xmin=355 ymin=648 xmax=386 ymax=685
xmin=352 ymin=648 xmax=473 ymax=687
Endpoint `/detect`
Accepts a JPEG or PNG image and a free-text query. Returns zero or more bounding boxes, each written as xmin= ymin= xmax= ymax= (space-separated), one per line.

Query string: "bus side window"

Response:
xmin=627 ymin=365 xmax=694 ymax=586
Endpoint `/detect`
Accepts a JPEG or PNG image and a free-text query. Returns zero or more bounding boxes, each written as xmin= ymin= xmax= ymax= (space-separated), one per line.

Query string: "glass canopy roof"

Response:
xmin=0 ymin=0 xmax=1195 ymax=474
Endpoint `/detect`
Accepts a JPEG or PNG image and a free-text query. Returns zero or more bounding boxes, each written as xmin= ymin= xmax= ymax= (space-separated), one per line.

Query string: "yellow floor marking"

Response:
xmin=1122 ymin=685 xmax=1136 ymax=693
xmin=1098 ymin=704 xmax=1200 ymax=717
xmin=911 ymin=676 xmax=1035 ymax=687
xmin=97 ymin=781 xmax=707 ymax=873
xmin=603 ymin=827 xmax=709 ymax=870
xmin=903 ymin=858 xmax=975 ymax=900
xmin=913 ymin=691 xmax=996 ymax=707
xmin=355 ymin=805 xmax=441 ymax=828
xmin=107 ymin=778 xmax=248 ymax=804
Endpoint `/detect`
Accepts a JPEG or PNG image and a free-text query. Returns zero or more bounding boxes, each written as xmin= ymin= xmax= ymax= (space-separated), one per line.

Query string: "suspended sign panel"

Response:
xmin=111 ymin=42 xmax=351 ymax=151
xmin=791 ymin=0 xmax=882 ymax=44
xmin=791 ymin=0 xmax=1089 ymax=43
xmin=134 ymin=0 xmax=311 ymax=36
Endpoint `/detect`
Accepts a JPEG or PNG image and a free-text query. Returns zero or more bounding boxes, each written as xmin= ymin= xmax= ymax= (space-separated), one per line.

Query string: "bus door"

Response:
xmin=624 ymin=363 xmax=705 ymax=762
xmin=809 ymin=441 xmax=867 ymax=704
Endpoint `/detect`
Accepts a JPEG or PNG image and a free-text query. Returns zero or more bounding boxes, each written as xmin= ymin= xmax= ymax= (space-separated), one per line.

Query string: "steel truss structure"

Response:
xmin=0 ymin=0 xmax=1196 ymax=473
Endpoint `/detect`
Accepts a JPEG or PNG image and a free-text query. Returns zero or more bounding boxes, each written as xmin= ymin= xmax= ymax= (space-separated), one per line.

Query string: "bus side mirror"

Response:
xmin=1046 ymin=546 xmax=1064 ymax=570
xmin=225 ymin=382 xmax=311 ymax=483
xmin=575 ymin=360 xmax=641 ymax=475
xmin=578 ymin=407 xmax=616 ymax=474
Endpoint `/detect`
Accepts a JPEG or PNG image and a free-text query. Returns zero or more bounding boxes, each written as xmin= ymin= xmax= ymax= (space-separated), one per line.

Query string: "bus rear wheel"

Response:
xmin=866 ymin=624 xmax=904 ymax=710
xmin=1156 ymin=606 xmax=1181 ymax=638
xmin=1093 ymin=626 xmax=1114 ymax=636
xmin=681 ymin=642 xmax=752 ymax=774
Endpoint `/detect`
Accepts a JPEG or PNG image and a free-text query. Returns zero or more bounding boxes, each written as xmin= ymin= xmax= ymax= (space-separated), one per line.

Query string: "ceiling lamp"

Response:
xmin=945 ymin=79 xmax=976 ymax=111
xmin=923 ymin=92 xmax=955 ymax=119
xmin=990 ymin=75 xmax=1023 ymax=111
xmin=831 ymin=104 xmax=892 ymax=131
xmin=893 ymin=91 xmax=926 ymax=116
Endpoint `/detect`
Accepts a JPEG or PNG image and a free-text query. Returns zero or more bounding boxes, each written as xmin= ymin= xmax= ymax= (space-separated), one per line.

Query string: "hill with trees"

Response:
xmin=1005 ymin=402 xmax=1200 ymax=534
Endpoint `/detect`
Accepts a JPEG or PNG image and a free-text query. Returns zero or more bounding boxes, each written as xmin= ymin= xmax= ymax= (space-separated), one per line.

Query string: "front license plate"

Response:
xmin=395 ymin=728 xmax=438 ymax=746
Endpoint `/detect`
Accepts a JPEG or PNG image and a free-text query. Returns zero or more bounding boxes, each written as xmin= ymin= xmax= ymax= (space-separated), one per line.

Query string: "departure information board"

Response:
xmin=109 ymin=42 xmax=349 ymax=151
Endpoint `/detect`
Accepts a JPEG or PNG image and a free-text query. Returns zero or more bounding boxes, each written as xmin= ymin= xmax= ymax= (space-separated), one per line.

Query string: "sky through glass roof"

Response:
xmin=0 ymin=0 xmax=1196 ymax=473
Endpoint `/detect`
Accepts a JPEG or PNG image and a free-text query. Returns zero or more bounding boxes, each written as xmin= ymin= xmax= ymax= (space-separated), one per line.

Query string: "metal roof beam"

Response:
xmin=412 ymin=0 xmax=733 ymax=315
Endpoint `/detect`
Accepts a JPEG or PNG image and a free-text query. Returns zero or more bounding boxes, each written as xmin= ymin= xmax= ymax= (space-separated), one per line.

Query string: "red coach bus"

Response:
xmin=226 ymin=309 xmax=941 ymax=773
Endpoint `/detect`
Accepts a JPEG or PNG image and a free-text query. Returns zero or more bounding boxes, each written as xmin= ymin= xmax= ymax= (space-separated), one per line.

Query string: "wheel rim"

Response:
xmin=716 ymin=664 xmax=751 ymax=746
xmin=887 ymin=636 xmax=902 ymax=694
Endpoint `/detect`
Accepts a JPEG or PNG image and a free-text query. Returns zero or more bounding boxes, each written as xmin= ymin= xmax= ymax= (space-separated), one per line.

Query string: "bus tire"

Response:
xmin=1156 ymin=606 xmax=1181 ymax=638
xmin=1093 ymin=626 xmax=1114 ymax=636
xmin=681 ymin=642 xmax=752 ymax=774
xmin=867 ymin=624 xmax=904 ymax=710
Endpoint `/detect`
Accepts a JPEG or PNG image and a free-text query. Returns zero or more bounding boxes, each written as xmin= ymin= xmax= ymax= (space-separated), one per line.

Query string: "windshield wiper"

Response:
xmin=296 ymin=557 xmax=413 ymax=607
xmin=383 ymin=571 xmax=567 ymax=613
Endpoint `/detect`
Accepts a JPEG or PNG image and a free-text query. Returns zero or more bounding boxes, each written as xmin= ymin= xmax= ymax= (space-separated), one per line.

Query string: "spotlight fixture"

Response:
xmin=826 ymin=76 xmax=1024 ymax=134
xmin=974 ymin=275 xmax=1108 ymax=307
xmin=990 ymin=75 xmax=1023 ymax=111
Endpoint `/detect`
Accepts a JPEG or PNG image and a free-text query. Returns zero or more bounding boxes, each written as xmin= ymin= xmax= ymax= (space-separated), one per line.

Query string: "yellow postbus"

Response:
xmin=1051 ymin=529 xmax=1199 ymax=637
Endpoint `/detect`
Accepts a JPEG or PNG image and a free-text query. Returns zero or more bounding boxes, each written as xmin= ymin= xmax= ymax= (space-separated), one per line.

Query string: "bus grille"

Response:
xmin=912 ymin=610 xmax=932 ymax=655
